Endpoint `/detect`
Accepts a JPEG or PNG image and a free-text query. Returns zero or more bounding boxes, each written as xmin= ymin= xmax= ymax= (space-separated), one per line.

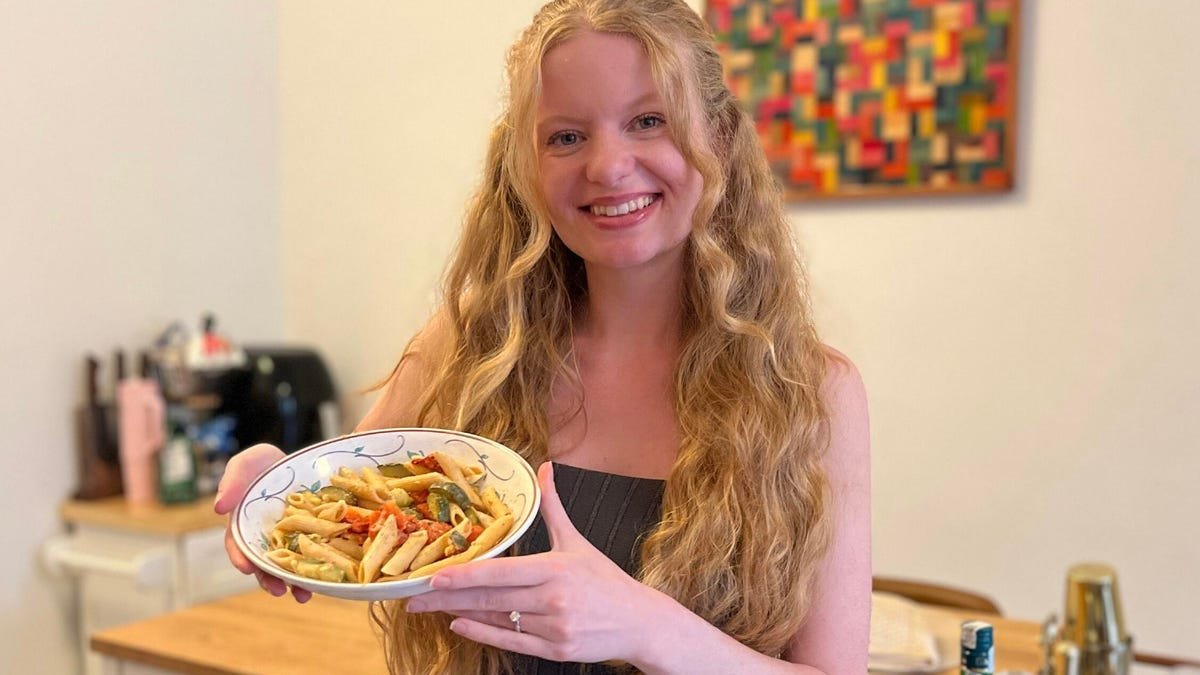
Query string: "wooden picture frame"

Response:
xmin=704 ymin=0 xmax=1020 ymax=201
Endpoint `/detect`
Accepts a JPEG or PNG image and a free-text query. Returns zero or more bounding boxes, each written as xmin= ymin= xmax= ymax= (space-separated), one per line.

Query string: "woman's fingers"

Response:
xmin=444 ymin=609 xmax=553 ymax=637
xmin=214 ymin=442 xmax=308 ymax=603
xmin=407 ymin=585 xmax=548 ymax=615
xmin=448 ymin=616 xmax=564 ymax=661
xmin=213 ymin=443 xmax=285 ymax=514
xmin=255 ymin=569 xmax=286 ymax=596
xmin=431 ymin=553 xmax=560 ymax=590
xmin=223 ymin=521 xmax=256 ymax=574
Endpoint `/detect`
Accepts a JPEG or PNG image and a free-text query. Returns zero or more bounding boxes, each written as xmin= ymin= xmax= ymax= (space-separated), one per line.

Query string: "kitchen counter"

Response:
xmin=90 ymin=591 xmax=1044 ymax=674
xmin=60 ymin=496 xmax=227 ymax=536
xmin=53 ymin=496 xmax=255 ymax=675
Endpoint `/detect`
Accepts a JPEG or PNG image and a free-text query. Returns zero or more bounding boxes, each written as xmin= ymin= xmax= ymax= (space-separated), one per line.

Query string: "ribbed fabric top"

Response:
xmin=508 ymin=462 xmax=666 ymax=675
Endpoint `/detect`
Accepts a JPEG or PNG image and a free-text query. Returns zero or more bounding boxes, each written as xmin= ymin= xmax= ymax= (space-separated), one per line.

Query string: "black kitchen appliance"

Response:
xmin=216 ymin=346 xmax=341 ymax=454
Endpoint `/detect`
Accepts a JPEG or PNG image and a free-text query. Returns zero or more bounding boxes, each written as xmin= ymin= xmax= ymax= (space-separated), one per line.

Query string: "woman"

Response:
xmin=216 ymin=1 xmax=870 ymax=672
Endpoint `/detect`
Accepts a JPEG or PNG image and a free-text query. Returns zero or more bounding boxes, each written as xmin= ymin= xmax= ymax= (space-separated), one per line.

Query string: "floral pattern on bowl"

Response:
xmin=232 ymin=428 xmax=540 ymax=601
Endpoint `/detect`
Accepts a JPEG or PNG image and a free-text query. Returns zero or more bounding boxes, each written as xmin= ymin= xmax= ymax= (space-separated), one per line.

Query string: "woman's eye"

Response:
xmin=548 ymin=131 xmax=580 ymax=147
xmin=634 ymin=114 xmax=666 ymax=130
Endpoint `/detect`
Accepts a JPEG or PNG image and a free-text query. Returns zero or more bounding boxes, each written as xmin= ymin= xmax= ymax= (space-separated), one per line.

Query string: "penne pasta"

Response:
xmin=298 ymin=534 xmax=359 ymax=579
xmin=410 ymin=518 xmax=472 ymax=571
xmin=287 ymin=492 xmax=321 ymax=510
xmin=260 ymin=453 xmax=521 ymax=585
xmin=406 ymin=547 xmax=478 ymax=579
xmin=330 ymin=469 xmax=381 ymax=504
xmin=467 ymin=513 xmax=514 ymax=554
xmin=384 ymin=472 xmax=451 ymax=492
xmin=380 ymin=530 xmax=427 ymax=576
xmin=312 ymin=501 xmax=347 ymax=522
xmin=327 ymin=537 xmax=364 ymax=561
xmin=431 ymin=451 xmax=484 ymax=507
xmin=276 ymin=514 xmax=351 ymax=538
xmin=460 ymin=461 xmax=485 ymax=483
xmin=480 ymin=487 xmax=510 ymax=519
xmin=359 ymin=515 xmax=402 ymax=583
xmin=266 ymin=548 xmax=303 ymax=572
xmin=361 ymin=466 xmax=392 ymax=502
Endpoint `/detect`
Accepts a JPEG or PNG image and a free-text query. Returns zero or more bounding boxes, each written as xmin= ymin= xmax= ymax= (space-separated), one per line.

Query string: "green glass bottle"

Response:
xmin=158 ymin=422 xmax=198 ymax=504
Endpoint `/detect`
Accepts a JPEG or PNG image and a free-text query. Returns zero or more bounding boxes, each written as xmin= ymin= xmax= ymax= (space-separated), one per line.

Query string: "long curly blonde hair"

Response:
xmin=370 ymin=1 xmax=832 ymax=672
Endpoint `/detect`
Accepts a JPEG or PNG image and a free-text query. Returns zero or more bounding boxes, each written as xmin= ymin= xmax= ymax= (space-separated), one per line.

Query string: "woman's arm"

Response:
xmin=783 ymin=351 xmax=872 ymax=671
xmin=631 ymin=352 xmax=871 ymax=675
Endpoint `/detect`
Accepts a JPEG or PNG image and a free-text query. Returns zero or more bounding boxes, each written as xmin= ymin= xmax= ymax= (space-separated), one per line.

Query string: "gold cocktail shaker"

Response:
xmin=1042 ymin=563 xmax=1133 ymax=675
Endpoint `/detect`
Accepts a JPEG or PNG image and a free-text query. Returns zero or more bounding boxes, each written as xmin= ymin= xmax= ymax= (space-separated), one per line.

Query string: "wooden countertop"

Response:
xmin=61 ymin=496 xmax=227 ymax=536
xmin=924 ymin=606 xmax=1043 ymax=674
xmin=91 ymin=591 xmax=1044 ymax=674
xmin=91 ymin=591 xmax=387 ymax=675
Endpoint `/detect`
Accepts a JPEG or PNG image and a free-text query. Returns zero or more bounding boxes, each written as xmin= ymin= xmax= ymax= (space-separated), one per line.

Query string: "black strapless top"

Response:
xmin=508 ymin=462 xmax=666 ymax=675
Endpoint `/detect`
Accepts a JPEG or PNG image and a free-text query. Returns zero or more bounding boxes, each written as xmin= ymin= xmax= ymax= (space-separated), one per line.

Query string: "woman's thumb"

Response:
xmin=537 ymin=462 xmax=581 ymax=548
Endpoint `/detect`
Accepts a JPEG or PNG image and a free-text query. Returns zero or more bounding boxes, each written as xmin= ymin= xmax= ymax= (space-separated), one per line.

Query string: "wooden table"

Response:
xmin=91 ymin=591 xmax=1045 ymax=674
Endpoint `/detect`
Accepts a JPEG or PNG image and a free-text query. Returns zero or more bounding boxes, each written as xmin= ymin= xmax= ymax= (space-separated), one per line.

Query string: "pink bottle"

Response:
xmin=118 ymin=352 xmax=166 ymax=506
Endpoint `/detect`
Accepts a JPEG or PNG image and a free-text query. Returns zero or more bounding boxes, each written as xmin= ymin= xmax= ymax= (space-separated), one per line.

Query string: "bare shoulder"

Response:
xmin=821 ymin=345 xmax=866 ymax=405
xmin=820 ymin=345 xmax=869 ymax=461
xmin=355 ymin=310 xmax=454 ymax=432
xmin=782 ymin=345 xmax=871 ymax=671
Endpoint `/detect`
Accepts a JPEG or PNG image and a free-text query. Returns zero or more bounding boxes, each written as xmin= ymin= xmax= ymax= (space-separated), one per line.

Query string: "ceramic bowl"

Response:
xmin=231 ymin=427 xmax=540 ymax=601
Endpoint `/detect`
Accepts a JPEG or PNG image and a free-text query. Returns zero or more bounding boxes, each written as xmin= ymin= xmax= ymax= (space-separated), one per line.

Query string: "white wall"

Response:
xmin=1 ymin=2 xmax=281 ymax=672
xmin=280 ymin=0 xmax=1199 ymax=658
xmin=803 ymin=2 xmax=1200 ymax=655
xmin=279 ymin=1 xmax=552 ymax=419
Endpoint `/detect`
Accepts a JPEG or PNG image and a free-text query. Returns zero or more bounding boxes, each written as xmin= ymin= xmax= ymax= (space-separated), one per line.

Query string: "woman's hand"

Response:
xmin=213 ymin=443 xmax=311 ymax=602
xmin=404 ymin=462 xmax=666 ymax=665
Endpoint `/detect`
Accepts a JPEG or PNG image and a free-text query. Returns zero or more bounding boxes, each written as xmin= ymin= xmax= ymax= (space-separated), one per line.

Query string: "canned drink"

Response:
xmin=961 ymin=620 xmax=995 ymax=674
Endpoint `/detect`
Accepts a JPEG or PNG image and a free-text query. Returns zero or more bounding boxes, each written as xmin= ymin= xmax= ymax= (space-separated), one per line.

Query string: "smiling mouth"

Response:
xmin=584 ymin=194 xmax=659 ymax=217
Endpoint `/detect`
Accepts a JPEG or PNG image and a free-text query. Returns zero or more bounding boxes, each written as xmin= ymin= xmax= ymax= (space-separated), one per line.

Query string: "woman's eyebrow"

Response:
xmin=536 ymin=91 xmax=664 ymax=131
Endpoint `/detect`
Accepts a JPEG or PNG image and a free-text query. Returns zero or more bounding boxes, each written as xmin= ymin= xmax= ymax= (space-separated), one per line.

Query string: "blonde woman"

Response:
xmin=216 ymin=0 xmax=870 ymax=672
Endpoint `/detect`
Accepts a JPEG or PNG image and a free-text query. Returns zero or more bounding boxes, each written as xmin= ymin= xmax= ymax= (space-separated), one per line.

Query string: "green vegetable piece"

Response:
xmin=448 ymin=530 xmax=469 ymax=553
xmin=400 ymin=506 xmax=421 ymax=520
xmin=389 ymin=488 xmax=413 ymax=507
xmin=285 ymin=532 xmax=300 ymax=553
xmin=427 ymin=492 xmax=451 ymax=523
xmin=315 ymin=485 xmax=358 ymax=506
xmin=296 ymin=558 xmax=348 ymax=583
xmin=430 ymin=481 xmax=479 ymax=523
xmin=430 ymin=482 xmax=471 ymax=509
xmin=378 ymin=463 xmax=413 ymax=478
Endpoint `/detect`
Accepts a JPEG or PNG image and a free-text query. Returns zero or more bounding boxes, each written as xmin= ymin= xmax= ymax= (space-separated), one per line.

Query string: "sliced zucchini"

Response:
xmin=389 ymin=487 xmax=414 ymax=507
xmin=378 ymin=463 xmax=413 ymax=478
xmin=427 ymin=492 xmax=452 ymax=523
xmin=447 ymin=529 xmax=469 ymax=554
xmin=430 ymin=482 xmax=479 ymax=524
xmin=316 ymin=485 xmax=358 ymax=506
xmin=295 ymin=558 xmax=348 ymax=583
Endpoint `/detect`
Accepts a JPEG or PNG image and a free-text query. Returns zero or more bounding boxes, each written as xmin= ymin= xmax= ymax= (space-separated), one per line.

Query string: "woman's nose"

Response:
xmin=585 ymin=133 xmax=635 ymax=186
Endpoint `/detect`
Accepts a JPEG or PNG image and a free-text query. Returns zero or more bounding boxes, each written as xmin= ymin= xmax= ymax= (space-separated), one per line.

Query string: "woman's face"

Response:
xmin=535 ymin=31 xmax=704 ymax=274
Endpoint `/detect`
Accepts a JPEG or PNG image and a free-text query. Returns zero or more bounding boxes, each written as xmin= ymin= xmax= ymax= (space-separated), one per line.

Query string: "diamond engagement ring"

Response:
xmin=509 ymin=610 xmax=523 ymax=633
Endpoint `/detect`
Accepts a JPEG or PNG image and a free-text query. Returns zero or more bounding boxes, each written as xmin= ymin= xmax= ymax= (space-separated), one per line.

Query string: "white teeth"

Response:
xmin=589 ymin=195 xmax=654 ymax=217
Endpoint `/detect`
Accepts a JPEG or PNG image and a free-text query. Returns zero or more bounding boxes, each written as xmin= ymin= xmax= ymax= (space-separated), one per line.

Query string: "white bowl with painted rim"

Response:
xmin=231 ymin=427 xmax=540 ymax=601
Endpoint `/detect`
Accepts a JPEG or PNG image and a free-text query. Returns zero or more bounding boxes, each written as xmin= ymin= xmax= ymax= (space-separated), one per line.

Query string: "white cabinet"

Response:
xmin=44 ymin=498 xmax=257 ymax=675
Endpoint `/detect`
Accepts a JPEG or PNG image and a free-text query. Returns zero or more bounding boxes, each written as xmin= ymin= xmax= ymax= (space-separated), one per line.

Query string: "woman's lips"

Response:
xmin=580 ymin=194 xmax=661 ymax=230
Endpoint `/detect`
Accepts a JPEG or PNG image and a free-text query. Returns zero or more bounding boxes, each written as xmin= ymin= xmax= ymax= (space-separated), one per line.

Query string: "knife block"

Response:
xmin=73 ymin=404 xmax=123 ymax=500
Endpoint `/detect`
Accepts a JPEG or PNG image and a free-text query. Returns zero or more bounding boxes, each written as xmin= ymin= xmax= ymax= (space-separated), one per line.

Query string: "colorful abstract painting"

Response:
xmin=705 ymin=0 xmax=1019 ymax=200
